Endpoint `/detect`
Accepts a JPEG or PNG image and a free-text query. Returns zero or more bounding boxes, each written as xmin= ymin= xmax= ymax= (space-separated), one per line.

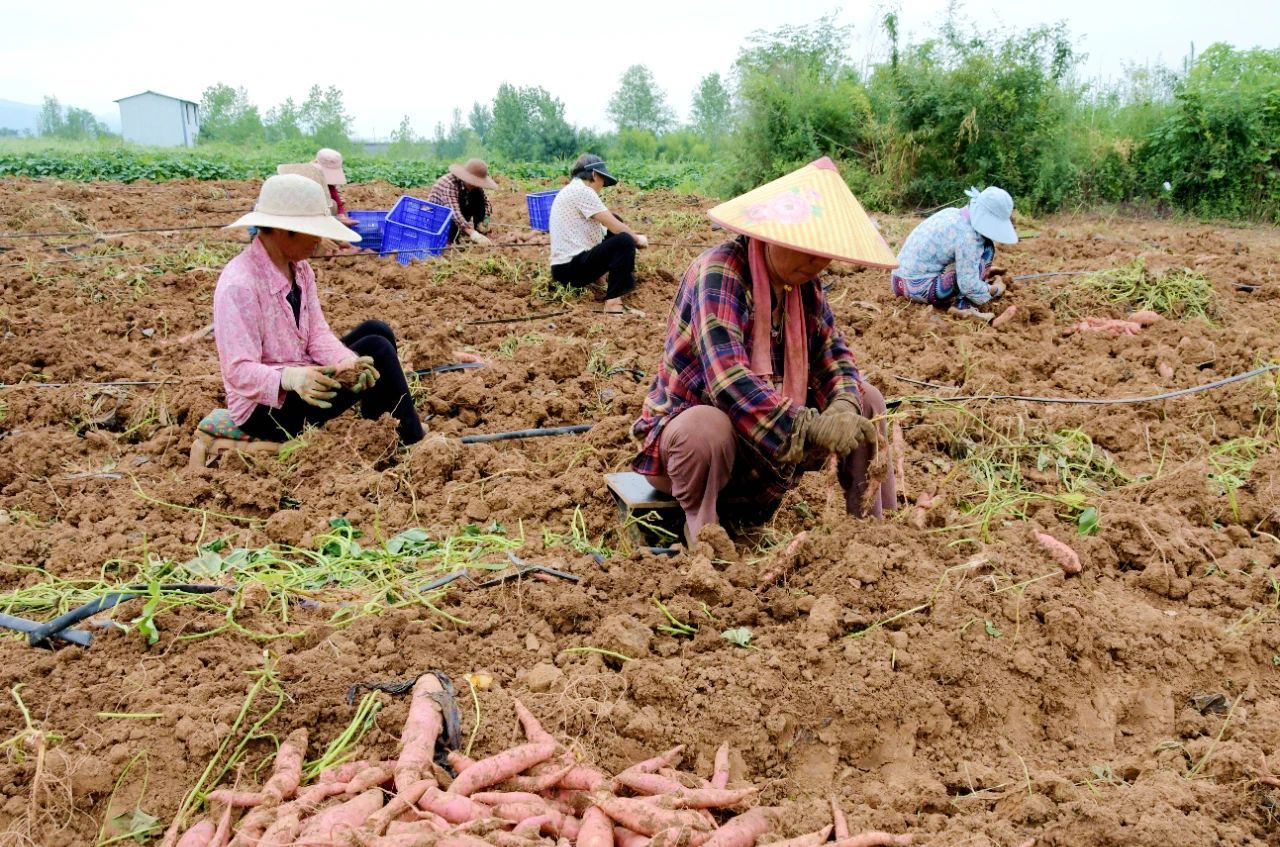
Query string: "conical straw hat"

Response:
xmin=708 ymin=157 xmax=898 ymax=269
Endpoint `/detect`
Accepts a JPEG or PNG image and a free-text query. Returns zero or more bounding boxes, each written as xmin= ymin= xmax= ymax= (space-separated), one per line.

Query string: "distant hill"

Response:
xmin=0 ymin=99 xmax=40 ymax=133
xmin=0 ymin=98 xmax=121 ymax=134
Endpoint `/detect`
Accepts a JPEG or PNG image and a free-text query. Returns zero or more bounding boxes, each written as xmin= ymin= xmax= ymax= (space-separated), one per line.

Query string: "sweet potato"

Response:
xmin=577 ymin=806 xmax=615 ymax=847
xmin=209 ymin=798 xmax=236 ymax=847
xmin=296 ymin=788 xmax=384 ymax=845
xmin=591 ymin=795 xmax=711 ymax=836
xmin=711 ymin=742 xmax=732 ymax=788
xmin=346 ymin=764 xmax=394 ymax=795
xmin=319 ymin=760 xmax=374 ymax=784
xmin=657 ymin=769 xmax=710 ymax=789
xmin=175 ymin=820 xmax=215 ymax=847
xmin=503 ymin=761 xmax=576 ymax=793
xmin=513 ymin=814 xmax=558 ymax=838
xmin=512 ymin=698 xmax=558 ymax=745
xmin=614 ymin=746 xmax=685 ymax=784
xmin=395 ymin=674 xmax=444 ymax=793
xmin=436 ymin=835 xmax=501 ymax=847
xmin=760 ymin=825 xmax=833 ymax=847
xmin=829 ymin=833 xmax=913 ymax=847
xmin=387 ymin=819 xmax=448 ymax=837
xmin=560 ymin=765 xmax=610 ymax=791
xmin=256 ymin=808 xmax=301 ymax=847
xmin=700 ymin=808 xmax=774 ymax=847
xmin=659 ymin=787 xmax=758 ymax=810
xmin=614 ymin=826 xmax=652 ymax=847
xmin=991 ymin=305 xmax=1018 ymax=329
xmin=204 ymin=790 xmax=267 ymax=809
xmin=447 ymin=741 xmax=558 ymax=796
xmin=1034 ymin=531 xmax=1082 ymax=574
xmin=263 ymin=728 xmax=308 ymax=803
xmin=448 ymin=751 xmax=477 ymax=773
xmin=830 ymin=796 xmax=849 ymax=840
xmin=614 ymin=772 xmax=686 ymax=796
xmin=365 ymin=779 xmax=435 ymax=835
xmin=472 ymin=790 xmax=550 ymax=806
xmin=226 ymin=804 xmax=275 ymax=847
xmin=1128 ymin=310 xmax=1162 ymax=326
xmin=418 ymin=785 xmax=492 ymax=823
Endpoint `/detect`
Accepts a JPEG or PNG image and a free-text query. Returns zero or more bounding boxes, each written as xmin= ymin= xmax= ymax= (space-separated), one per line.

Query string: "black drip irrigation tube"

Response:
xmin=460 ymin=424 xmax=592 ymax=444
xmin=20 ymin=584 xmax=226 ymax=648
xmin=413 ymin=362 xmax=486 ymax=377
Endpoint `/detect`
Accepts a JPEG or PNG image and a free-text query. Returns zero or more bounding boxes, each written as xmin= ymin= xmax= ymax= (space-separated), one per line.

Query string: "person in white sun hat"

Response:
xmin=312 ymin=147 xmax=357 ymax=226
xmin=211 ymin=174 xmax=425 ymax=445
xmin=890 ymin=185 xmax=1018 ymax=323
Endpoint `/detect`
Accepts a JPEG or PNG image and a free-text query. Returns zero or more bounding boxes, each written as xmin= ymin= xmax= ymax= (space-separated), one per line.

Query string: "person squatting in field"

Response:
xmin=632 ymin=157 xmax=899 ymax=545
xmin=427 ymin=158 xmax=498 ymax=246
xmin=548 ymin=154 xmax=650 ymax=316
xmin=890 ymin=185 xmax=1018 ymax=322
xmin=212 ymin=173 xmax=425 ymax=446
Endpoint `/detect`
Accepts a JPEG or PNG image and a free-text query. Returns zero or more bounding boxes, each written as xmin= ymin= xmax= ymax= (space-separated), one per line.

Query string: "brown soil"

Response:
xmin=2 ymin=176 xmax=1280 ymax=847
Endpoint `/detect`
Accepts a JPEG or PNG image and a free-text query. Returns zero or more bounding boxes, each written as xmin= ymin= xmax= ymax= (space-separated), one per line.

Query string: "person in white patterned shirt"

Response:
xmin=548 ymin=154 xmax=649 ymax=315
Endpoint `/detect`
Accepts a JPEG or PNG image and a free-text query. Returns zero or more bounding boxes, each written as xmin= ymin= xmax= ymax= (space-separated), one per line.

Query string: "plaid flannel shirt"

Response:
xmin=632 ymin=237 xmax=863 ymax=479
xmin=427 ymin=174 xmax=492 ymax=232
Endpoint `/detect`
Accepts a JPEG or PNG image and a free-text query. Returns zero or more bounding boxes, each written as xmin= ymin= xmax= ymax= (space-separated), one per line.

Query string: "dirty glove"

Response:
xmin=633 ymin=234 xmax=649 ymax=249
xmin=468 ymin=229 xmax=492 ymax=246
xmin=330 ymin=357 xmax=380 ymax=393
xmin=280 ymin=366 xmax=340 ymax=409
xmin=988 ymin=280 xmax=1007 ymax=298
xmin=807 ymin=398 xmax=877 ymax=456
xmin=985 ymin=264 xmax=1008 ymax=280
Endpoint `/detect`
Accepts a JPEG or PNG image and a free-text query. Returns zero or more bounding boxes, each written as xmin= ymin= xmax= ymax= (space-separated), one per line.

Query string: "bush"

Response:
xmin=1141 ymin=44 xmax=1280 ymax=221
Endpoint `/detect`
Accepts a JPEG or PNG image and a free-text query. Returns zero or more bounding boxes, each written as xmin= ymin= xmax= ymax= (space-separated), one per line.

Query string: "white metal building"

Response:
xmin=115 ymin=91 xmax=199 ymax=147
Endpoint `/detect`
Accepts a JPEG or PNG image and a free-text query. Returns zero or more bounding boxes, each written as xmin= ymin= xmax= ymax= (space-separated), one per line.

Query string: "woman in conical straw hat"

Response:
xmin=632 ymin=157 xmax=898 ymax=545
xmin=890 ymin=186 xmax=1018 ymax=322
xmin=212 ymin=173 xmax=425 ymax=446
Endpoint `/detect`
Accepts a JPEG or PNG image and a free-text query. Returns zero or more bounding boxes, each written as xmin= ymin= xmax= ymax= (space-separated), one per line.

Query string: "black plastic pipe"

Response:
xmin=460 ymin=424 xmax=592 ymax=444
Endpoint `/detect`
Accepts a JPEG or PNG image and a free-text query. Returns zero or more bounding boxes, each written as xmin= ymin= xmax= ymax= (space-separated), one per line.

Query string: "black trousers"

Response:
xmin=551 ymin=233 xmax=637 ymax=300
xmin=240 ymin=320 xmax=425 ymax=445
xmin=448 ymin=189 xmax=488 ymax=242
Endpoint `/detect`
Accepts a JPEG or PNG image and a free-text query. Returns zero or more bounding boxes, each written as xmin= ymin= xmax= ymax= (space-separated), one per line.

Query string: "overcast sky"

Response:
xmin=2 ymin=0 xmax=1277 ymax=139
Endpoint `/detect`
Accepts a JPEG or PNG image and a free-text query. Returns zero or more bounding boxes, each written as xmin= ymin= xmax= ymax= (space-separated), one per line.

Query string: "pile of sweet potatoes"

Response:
xmin=166 ymin=673 xmax=913 ymax=847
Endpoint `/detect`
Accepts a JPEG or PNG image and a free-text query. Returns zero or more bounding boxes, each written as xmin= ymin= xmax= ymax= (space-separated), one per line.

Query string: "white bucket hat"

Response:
xmin=228 ymin=174 xmax=359 ymax=242
xmin=966 ymin=186 xmax=1018 ymax=244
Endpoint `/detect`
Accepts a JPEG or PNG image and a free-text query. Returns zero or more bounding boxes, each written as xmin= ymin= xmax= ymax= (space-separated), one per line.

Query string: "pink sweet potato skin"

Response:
xmin=395 ymin=674 xmax=444 ymax=793
xmin=701 ymin=808 xmax=774 ymax=847
xmin=175 ymin=820 xmax=216 ymax=847
xmin=446 ymin=741 xmax=559 ymax=796
xmin=578 ymin=806 xmax=616 ymax=847
xmin=297 ymin=788 xmax=384 ymax=844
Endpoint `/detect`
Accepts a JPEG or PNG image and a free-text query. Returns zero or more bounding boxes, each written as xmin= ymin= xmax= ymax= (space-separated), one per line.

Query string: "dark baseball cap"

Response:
xmin=570 ymin=154 xmax=617 ymax=187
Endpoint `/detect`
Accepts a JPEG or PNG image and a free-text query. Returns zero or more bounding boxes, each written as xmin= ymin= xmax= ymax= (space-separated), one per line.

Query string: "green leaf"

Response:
xmin=721 ymin=627 xmax=753 ymax=647
xmin=180 ymin=550 xmax=227 ymax=579
xmin=108 ymin=808 xmax=159 ymax=842
xmin=328 ymin=516 xmax=353 ymax=530
xmin=1077 ymin=506 xmax=1100 ymax=536
xmin=984 ymin=619 xmax=1003 ymax=638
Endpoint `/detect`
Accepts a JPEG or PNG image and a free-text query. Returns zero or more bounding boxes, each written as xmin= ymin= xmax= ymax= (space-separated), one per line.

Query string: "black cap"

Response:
xmin=571 ymin=154 xmax=617 ymax=187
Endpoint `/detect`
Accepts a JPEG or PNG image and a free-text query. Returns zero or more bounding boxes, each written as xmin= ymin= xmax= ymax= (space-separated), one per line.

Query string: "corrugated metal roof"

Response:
xmin=114 ymin=90 xmax=198 ymax=105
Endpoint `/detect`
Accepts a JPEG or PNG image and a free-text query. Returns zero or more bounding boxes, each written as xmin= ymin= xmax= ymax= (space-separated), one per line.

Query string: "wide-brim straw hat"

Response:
xmin=312 ymin=148 xmax=347 ymax=185
xmin=228 ymin=174 xmax=359 ymax=242
xmin=449 ymin=158 xmax=499 ymax=190
xmin=966 ymin=186 xmax=1018 ymax=244
xmin=707 ymin=156 xmax=898 ymax=268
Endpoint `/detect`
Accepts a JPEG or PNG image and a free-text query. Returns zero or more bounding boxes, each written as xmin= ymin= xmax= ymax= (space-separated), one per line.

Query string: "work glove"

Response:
xmin=633 ymin=234 xmax=649 ymax=249
xmin=985 ymin=264 xmax=1008 ymax=280
xmin=331 ymin=357 xmax=380 ymax=393
xmin=988 ymin=280 xmax=1007 ymax=298
xmin=281 ymin=366 xmax=340 ymax=409
xmin=807 ymin=397 xmax=877 ymax=456
xmin=468 ymin=229 xmax=493 ymax=246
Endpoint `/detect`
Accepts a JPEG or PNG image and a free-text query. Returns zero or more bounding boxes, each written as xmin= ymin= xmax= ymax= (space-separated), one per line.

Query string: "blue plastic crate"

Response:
xmin=346 ymin=209 xmax=387 ymax=253
xmin=382 ymin=196 xmax=452 ymax=264
xmin=526 ymin=190 xmax=559 ymax=231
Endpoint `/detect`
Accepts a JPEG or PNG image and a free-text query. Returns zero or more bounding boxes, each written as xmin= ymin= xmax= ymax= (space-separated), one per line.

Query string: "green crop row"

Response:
xmin=0 ymin=144 xmax=708 ymax=192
